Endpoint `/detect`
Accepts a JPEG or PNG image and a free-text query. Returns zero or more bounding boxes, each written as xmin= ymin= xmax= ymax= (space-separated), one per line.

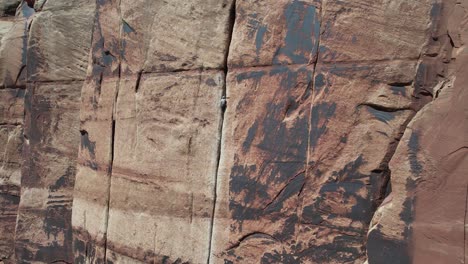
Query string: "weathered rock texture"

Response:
xmin=0 ymin=1 xmax=29 ymax=262
xmin=0 ymin=0 xmax=94 ymax=263
xmin=0 ymin=0 xmax=465 ymax=263
xmin=72 ymin=0 xmax=232 ymax=263
xmin=367 ymin=1 xmax=468 ymax=263
xmin=211 ymin=0 xmax=443 ymax=263
xmin=0 ymin=88 xmax=23 ymax=263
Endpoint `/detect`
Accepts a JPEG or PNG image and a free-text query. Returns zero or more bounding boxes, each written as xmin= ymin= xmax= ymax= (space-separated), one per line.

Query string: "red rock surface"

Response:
xmin=0 ymin=2 xmax=29 ymax=262
xmin=0 ymin=88 xmax=23 ymax=263
xmin=0 ymin=0 xmax=93 ymax=263
xmin=367 ymin=1 xmax=468 ymax=263
xmin=0 ymin=0 xmax=465 ymax=263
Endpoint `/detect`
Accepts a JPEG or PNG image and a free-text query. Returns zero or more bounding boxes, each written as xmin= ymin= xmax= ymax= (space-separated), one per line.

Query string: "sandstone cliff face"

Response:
xmin=0 ymin=0 xmax=466 ymax=263
xmin=0 ymin=0 xmax=93 ymax=263
xmin=0 ymin=2 xmax=29 ymax=262
xmin=367 ymin=1 xmax=468 ymax=263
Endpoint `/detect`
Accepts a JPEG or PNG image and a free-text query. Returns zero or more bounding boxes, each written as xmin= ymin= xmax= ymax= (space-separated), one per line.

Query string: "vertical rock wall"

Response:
xmin=212 ymin=0 xmax=438 ymax=263
xmin=0 ymin=1 xmax=30 ymax=262
xmin=0 ymin=0 xmax=94 ymax=263
xmin=0 ymin=0 xmax=465 ymax=263
xmin=71 ymin=0 xmax=233 ymax=263
xmin=0 ymin=88 xmax=23 ymax=263
xmin=367 ymin=1 xmax=468 ymax=263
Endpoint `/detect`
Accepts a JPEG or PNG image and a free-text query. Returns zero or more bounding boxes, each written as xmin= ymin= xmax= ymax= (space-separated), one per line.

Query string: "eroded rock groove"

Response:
xmin=207 ymin=1 xmax=237 ymax=263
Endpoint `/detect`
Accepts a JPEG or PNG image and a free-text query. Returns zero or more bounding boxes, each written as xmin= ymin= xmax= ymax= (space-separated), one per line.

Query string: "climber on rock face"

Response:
xmin=221 ymin=95 xmax=228 ymax=111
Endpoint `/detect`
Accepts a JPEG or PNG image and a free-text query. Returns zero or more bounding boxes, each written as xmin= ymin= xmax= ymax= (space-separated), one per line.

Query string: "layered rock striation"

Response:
xmin=0 ymin=0 xmax=465 ymax=263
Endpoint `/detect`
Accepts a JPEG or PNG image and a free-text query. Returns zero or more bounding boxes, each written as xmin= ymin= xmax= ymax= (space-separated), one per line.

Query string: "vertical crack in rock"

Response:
xmin=302 ymin=1 xmax=323 ymax=221
xmin=102 ymin=0 xmax=123 ymax=262
xmin=134 ymin=70 xmax=142 ymax=93
xmin=102 ymin=117 xmax=116 ymax=263
xmin=207 ymin=1 xmax=236 ymax=263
